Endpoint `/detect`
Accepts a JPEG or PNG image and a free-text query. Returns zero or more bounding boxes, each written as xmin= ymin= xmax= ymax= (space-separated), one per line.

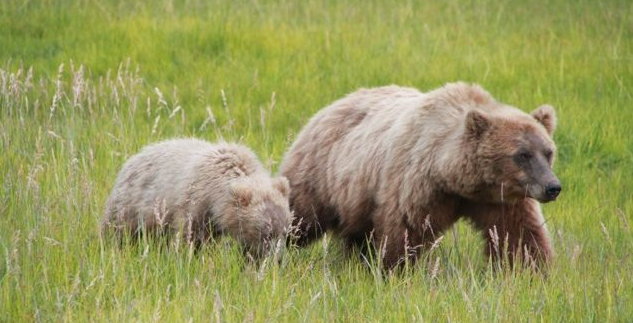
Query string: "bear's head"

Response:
xmin=464 ymin=104 xmax=561 ymax=204
xmin=229 ymin=176 xmax=292 ymax=257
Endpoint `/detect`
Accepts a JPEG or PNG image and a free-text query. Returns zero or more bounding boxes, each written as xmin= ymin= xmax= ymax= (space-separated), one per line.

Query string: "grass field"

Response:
xmin=1 ymin=0 xmax=632 ymax=321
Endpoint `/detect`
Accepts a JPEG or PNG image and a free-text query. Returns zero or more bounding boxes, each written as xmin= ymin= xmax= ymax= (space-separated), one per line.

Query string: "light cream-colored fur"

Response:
xmin=103 ymin=138 xmax=292 ymax=256
xmin=280 ymin=82 xmax=558 ymax=270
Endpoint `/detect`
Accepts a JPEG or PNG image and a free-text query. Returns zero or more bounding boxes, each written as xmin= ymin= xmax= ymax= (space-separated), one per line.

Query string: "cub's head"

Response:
xmin=464 ymin=104 xmax=561 ymax=203
xmin=229 ymin=176 xmax=292 ymax=257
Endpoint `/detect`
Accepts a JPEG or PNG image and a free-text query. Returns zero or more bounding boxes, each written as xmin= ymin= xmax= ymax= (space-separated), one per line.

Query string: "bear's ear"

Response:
xmin=272 ymin=177 xmax=290 ymax=197
xmin=465 ymin=109 xmax=490 ymax=138
xmin=531 ymin=104 xmax=557 ymax=135
xmin=231 ymin=182 xmax=253 ymax=207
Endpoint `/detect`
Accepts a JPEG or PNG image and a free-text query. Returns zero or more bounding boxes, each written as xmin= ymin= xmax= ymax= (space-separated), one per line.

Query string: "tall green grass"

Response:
xmin=1 ymin=0 xmax=632 ymax=321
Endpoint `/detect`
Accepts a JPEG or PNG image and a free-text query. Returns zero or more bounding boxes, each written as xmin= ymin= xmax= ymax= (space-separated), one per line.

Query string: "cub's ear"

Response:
xmin=272 ymin=177 xmax=290 ymax=197
xmin=531 ymin=104 xmax=557 ymax=135
xmin=465 ymin=109 xmax=490 ymax=138
xmin=231 ymin=182 xmax=253 ymax=207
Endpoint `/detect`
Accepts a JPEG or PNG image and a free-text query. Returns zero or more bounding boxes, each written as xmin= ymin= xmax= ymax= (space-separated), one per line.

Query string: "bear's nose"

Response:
xmin=545 ymin=182 xmax=562 ymax=199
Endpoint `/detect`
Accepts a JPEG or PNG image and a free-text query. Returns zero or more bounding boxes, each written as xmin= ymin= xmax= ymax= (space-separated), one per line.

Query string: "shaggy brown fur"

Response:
xmin=280 ymin=83 xmax=560 ymax=270
xmin=102 ymin=139 xmax=292 ymax=257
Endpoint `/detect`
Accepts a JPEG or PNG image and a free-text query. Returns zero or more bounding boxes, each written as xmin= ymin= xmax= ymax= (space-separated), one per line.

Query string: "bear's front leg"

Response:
xmin=464 ymin=199 xmax=553 ymax=269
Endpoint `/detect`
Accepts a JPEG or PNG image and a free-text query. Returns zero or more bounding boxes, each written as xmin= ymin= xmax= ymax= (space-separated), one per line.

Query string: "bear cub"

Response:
xmin=102 ymin=138 xmax=292 ymax=257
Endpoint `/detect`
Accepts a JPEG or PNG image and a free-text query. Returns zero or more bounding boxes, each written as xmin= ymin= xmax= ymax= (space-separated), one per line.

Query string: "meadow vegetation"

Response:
xmin=1 ymin=0 xmax=632 ymax=321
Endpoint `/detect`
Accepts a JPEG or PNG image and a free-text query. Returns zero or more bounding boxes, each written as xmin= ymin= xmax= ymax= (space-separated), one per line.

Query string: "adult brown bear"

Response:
xmin=280 ymin=83 xmax=561 ymax=270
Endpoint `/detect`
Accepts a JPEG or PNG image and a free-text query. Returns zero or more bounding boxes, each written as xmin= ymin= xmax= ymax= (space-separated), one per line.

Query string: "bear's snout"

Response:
xmin=533 ymin=180 xmax=561 ymax=203
xmin=544 ymin=181 xmax=562 ymax=201
xmin=262 ymin=203 xmax=291 ymax=236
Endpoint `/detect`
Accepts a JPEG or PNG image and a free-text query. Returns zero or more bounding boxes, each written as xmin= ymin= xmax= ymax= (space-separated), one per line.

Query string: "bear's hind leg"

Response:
xmin=291 ymin=205 xmax=339 ymax=246
xmin=288 ymin=189 xmax=339 ymax=247
xmin=371 ymin=205 xmax=432 ymax=271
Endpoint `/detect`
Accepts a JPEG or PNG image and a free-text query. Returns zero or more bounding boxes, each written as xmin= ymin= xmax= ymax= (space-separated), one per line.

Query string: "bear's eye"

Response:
xmin=517 ymin=152 xmax=532 ymax=161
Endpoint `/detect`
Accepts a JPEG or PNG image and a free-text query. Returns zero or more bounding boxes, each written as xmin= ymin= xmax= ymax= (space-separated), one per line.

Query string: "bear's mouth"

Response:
xmin=536 ymin=195 xmax=558 ymax=203
xmin=526 ymin=182 xmax=561 ymax=203
xmin=524 ymin=184 xmax=546 ymax=202
xmin=528 ymin=187 xmax=559 ymax=203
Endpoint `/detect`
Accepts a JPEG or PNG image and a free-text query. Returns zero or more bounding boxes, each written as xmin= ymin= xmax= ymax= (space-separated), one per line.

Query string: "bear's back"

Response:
xmin=105 ymin=139 xmax=265 ymax=221
xmin=114 ymin=138 xmax=216 ymax=193
xmin=125 ymin=139 xmax=264 ymax=182
xmin=320 ymin=85 xmax=425 ymax=125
